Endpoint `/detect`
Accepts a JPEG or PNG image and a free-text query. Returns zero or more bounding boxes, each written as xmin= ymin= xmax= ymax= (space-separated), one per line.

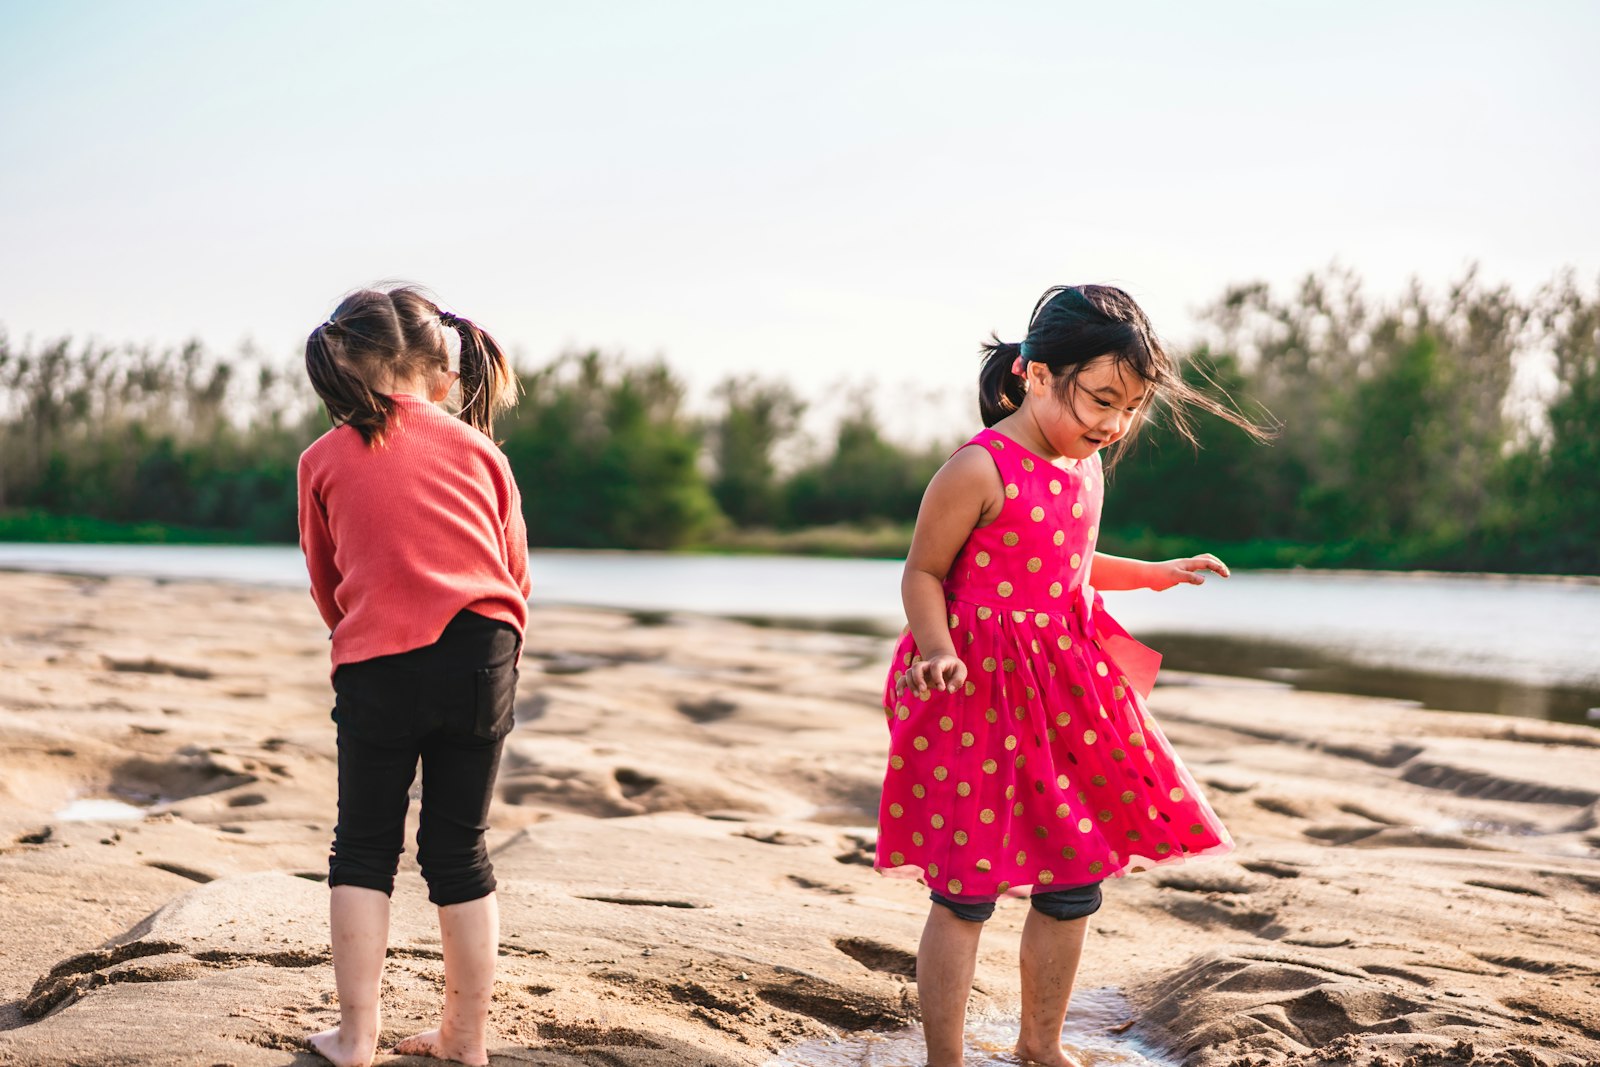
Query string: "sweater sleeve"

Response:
xmin=297 ymin=452 xmax=345 ymax=632
xmin=505 ymin=470 xmax=532 ymax=599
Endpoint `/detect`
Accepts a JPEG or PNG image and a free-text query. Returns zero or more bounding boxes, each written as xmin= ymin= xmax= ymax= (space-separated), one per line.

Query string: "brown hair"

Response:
xmin=979 ymin=284 xmax=1270 ymax=460
xmin=304 ymin=286 xmax=519 ymax=445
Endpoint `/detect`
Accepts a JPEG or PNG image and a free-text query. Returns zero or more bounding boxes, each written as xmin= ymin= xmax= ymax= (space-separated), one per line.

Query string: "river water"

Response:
xmin=1 ymin=544 xmax=1595 ymax=724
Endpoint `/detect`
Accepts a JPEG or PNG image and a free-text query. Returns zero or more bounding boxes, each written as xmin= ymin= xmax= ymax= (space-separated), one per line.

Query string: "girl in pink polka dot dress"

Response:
xmin=877 ymin=285 xmax=1265 ymax=1067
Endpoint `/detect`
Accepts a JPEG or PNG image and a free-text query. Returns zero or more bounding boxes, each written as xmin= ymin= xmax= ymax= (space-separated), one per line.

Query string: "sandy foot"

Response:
xmin=392 ymin=1027 xmax=490 ymax=1066
xmin=307 ymin=1025 xmax=377 ymax=1067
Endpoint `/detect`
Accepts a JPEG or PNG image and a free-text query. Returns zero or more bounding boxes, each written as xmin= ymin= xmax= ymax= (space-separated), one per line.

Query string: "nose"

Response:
xmin=1103 ymin=409 xmax=1133 ymax=439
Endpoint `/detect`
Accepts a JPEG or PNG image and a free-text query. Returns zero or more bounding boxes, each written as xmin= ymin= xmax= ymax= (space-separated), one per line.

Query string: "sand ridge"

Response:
xmin=0 ymin=571 xmax=1596 ymax=1066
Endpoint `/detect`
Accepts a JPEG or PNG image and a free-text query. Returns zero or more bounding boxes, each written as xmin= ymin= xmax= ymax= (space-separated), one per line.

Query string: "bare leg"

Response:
xmin=1013 ymin=910 xmax=1089 ymax=1067
xmin=917 ymin=905 xmax=984 ymax=1067
xmin=392 ymin=892 xmax=499 ymax=1066
xmin=308 ymin=885 xmax=391 ymax=1067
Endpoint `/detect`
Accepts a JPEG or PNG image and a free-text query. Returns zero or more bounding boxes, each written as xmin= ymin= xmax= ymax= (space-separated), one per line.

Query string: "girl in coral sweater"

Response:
xmin=297 ymin=285 xmax=529 ymax=1067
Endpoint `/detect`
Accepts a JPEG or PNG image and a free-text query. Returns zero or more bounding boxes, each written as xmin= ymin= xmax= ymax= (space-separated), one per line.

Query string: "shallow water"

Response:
xmin=54 ymin=797 xmax=147 ymax=821
xmin=765 ymin=988 xmax=1177 ymax=1067
xmin=1 ymin=544 xmax=1596 ymax=722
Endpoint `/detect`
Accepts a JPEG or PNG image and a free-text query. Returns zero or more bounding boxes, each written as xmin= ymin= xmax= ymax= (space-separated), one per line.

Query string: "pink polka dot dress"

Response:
xmin=877 ymin=428 xmax=1232 ymax=897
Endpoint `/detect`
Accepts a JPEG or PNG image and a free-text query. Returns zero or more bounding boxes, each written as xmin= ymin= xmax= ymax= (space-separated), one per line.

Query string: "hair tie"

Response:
xmin=321 ymin=319 xmax=339 ymax=332
xmin=439 ymin=311 xmax=460 ymax=327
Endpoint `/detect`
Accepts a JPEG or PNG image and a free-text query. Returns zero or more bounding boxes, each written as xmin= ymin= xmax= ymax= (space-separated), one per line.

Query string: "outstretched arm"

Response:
xmin=1092 ymin=551 xmax=1230 ymax=592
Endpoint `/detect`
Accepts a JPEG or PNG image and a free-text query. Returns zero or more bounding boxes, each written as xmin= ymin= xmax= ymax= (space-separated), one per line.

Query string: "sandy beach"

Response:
xmin=0 ymin=569 xmax=1597 ymax=1067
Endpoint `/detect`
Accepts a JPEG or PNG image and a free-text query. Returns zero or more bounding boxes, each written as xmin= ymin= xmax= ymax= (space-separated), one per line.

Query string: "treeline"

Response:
xmin=1 ymin=267 xmax=1595 ymax=573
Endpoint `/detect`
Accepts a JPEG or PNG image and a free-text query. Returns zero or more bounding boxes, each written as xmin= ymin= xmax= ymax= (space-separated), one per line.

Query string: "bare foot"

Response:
xmin=1012 ymin=1040 xmax=1086 ymax=1067
xmin=392 ymin=1027 xmax=489 ymax=1066
xmin=307 ymin=1026 xmax=378 ymax=1067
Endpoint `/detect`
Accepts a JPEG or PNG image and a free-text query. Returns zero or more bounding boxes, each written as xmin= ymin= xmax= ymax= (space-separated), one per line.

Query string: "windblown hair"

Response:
xmin=304 ymin=286 xmax=519 ymax=445
xmin=978 ymin=284 xmax=1269 ymax=458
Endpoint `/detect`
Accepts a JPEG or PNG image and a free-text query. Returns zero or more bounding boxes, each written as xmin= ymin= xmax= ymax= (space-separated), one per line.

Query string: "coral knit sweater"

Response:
xmin=297 ymin=393 xmax=531 ymax=669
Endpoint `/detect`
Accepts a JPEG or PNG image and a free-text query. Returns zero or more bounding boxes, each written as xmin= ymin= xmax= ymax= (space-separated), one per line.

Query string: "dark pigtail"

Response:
xmin=978 ymin=338 xmax=1025 ymax=427
xmin=441 ymin=311 xmax=520 ymax=440
xmin=305 ymin=319 xmax=397 ymax=445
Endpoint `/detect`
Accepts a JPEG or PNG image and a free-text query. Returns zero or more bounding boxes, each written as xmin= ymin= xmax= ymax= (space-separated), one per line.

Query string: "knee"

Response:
xmin=1029 ymin=881 xmax=1102 ymax=921
xmin=929 ymin=890 xmax=996 ymax=923
xmin=328 ymin=838 xmax=402 ymax=897
xmin=417 ymin=838 xmax=496 ymax=907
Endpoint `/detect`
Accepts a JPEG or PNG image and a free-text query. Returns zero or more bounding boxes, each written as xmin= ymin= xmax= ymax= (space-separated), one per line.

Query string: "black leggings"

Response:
xmin=329 ymin=610 xmax=519 ymax=906
xmin=929 ymin=882 xmax=1103 ymax=923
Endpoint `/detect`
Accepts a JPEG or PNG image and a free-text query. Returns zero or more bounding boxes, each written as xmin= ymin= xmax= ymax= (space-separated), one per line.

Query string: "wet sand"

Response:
xmin=0 ymin=570 xmax=1596 ymax=1066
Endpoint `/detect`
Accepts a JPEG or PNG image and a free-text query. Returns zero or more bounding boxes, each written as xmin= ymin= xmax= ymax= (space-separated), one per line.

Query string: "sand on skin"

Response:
xmin=0 ymin=570 xmax=1596 ymax=1066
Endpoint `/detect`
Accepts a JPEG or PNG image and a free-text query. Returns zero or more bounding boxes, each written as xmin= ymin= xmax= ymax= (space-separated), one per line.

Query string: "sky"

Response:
xmin=1 ymin=0 xmax=1596 ymax=438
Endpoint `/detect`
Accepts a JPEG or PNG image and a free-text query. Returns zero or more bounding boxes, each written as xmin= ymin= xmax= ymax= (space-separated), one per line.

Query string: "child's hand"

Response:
xmin=898 ymin=653 xmax=968 ymax=698
xmin=1147 ymin=554 xmax=1230 ymax=592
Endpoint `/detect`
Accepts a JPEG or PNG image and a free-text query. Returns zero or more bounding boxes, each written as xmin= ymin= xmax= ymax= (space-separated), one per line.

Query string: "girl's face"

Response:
xmin=1026 ymin=354 xmax=1149 ymax=460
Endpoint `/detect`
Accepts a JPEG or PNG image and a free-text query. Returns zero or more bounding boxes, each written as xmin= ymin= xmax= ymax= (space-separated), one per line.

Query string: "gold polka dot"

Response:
xmin=1005 ymin=785 xmax=1015 ymax=799
xmin=1003 ymin=532 xmax=1020 ymax=547
xmin=1069 ymin=684 xmax=1085 ymax=697
xmin=983 ymin=656 xmax=998 ymax=671
xmin=979 ymin=808 xmax=996 ymax=824
xmin=1070 ymin=553 xmax=1082 ymax=569
xmin=928 ymin=862 xmax=939 ymax=877
xmin=1030 ymin=506 xmax=1045 ymax=522
xmin=1047 ymin=727 xmax=1058 ymax=742
xmin=1002 ymin=658 xmax=1016 ymax=672
xmin=931 ymin=814 xmax=945 ymax=829
xmin=1127 ymin=829 xmax=1142 ymax=841
xmin=961 ymin=731 xmax=975 ymax=747
xmin=890 ymin=851 xmax=904 ymax=865
xmin=975 ymin=551 xmax=991 ymax=567
xmin=938 ymin=715 xmax=954 ymax=732
xmin=990 ymin=440 xmax=1004 ymax=449
xmin=1121 ymin=790 xmax=1137 ymax=804
xmin=1083 ymin=729 xmax=1097 ymax=744
xmin=1038 ymin=868 xmax=1055 ymax=885
xmin=997 ymin=581 xmax=1014 ymax=598
xmin=1096 ymin=662 xmax=1109 ymax=677
xmin=977 ymin=606 xmax=993 ymax=620
xmin=896 ymin=705 xmax=909 ymax=720
xmin=1056 ymin=773 xmax=1070 ymax=789
xmin=1156 ymin=842 xmax=1171 ymax=854
xmin=1005 ymin=483 xmax=1020 ymax=499
xmin=889 ymin=803 xmax=904 ymax=818
xmin=913 ymin=736 xmax=929 ymax=751
xmin=954 ymin=830 xmax=969 ymax=845
xmin=1004 ymin=735 xmax=1018 ymax=751
xmin=1049 ymin=581 xmax=1063 ymax=597
xmin=948 ymin=613 xmax=959 ymax=629
xmin=1111 ymin=748 xmax=1127 ymax=762
xmin=985 ymin=708 xmax=998 ymax=723
xmin=946 ymin=878 xmax=962 ymax=893
xmin=1061 ymin=846 xmax=1077 ymax=860
xmin=1089 ymin=860 xmax=1104 ymax=875
xmin=1049 ymin=479 xmax=1062 ymax=494
xmin=1077 ymin=818 xmax=1092 ymax=833
xmin=1021 ymin=458 xmax=1035 ymax=472
xmin=1148 ymin=805 xmax=1159 ymax=819
xmin=1056 ymin=634 xmax=1072 ymax=650
xmin=912 ymin=784 xmax=926 ymax=799
xmin=1088 ymin=525 xmax=1098 ymax=540
xmin=1129 ymin=732 xmax=1145 ymax=748
xmin=1072 ymin=502 xmax=1084 ymax=519
xmin=1189 ymin=822 xmax=1203 ymax=834
xmin=997 ymin=881 xmax=1011 ymax=892
xmin=1171 ymin=788 xmax=1186 ymax=802
xmin=963 ymin=681 xmax=977 ymax=696
xmin=1053 ymin=530 xmax=1066 ymax=546
xmin=982 ymin=758 xmax=998 ymax=774
xmin=890 ymin=755 xmax=905 ymax=770
xmin=1112 ymin=685 xmax=1126 ymax=700
xmin=933 ymin=765 xmax=949 ymax=781
xmin=957 ymin=781 xmax=971 ymax=797
xmin=976 ymin=857 xmax=990 ymax=870
xmin=1011 ymin=609 xmax=1027 ymax=623
xmin=902 ymin=652 xmax=913 ymax=667
xmin=913 ymin=831 xmax=925 ymax=845
xmin=1055 ymin=803 xmax=1071 ymax=818
xmin=1026 ymin=557 xmax=1043 ymax=573
xmin=1054 ymin=711 xmax=1070 ymax=726
xmin=1015 ymin=849 xmax=1027 ymax=864
xmin=1098 ymin=809 xmax=1113 ymax=822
